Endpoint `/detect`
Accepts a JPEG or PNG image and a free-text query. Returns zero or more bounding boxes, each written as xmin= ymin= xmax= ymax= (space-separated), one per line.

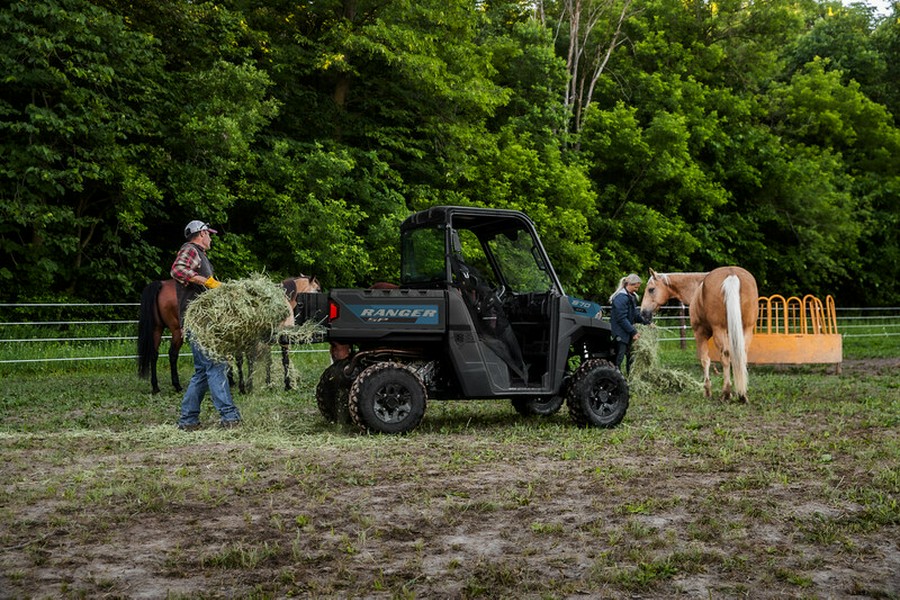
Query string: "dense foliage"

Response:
xmin=1 ymin=0 xmax=898 ymax=305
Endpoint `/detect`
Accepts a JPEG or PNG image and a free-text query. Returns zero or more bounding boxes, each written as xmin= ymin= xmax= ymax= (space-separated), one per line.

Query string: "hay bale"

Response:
xmin=184 ymin=273 xmax=321 ymax=362
xmin=629 ymin=324 xmax=702 ymax=396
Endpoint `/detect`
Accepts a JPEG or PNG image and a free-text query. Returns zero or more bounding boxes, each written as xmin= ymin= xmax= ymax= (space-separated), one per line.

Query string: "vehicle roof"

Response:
xmin=400 ymin=205 xmax=535 ymax=233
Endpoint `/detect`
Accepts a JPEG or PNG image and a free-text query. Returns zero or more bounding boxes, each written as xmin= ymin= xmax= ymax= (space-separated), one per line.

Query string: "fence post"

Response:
xmin=679 ymin=304 xmax=687 ymax=350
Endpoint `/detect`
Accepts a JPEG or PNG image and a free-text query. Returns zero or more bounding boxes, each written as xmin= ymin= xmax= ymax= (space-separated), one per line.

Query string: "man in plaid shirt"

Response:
xmin=172 ymin=220 xmax=241 ymax=431
xmin=171 ymin=221 xmax=220 ymax=307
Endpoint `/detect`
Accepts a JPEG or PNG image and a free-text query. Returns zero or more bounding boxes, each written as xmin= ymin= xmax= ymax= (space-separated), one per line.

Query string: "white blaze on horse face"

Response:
xmin=640 ymin=274 xmax=669 ymax=317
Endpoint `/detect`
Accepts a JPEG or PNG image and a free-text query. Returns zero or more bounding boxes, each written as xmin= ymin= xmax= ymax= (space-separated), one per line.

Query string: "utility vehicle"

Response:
xmin=310 ymin=206 xmax=628 ymax=434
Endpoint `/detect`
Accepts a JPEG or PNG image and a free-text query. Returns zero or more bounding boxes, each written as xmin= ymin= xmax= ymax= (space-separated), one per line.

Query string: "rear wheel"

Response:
xmin=315 ymin=359 xmax=352 ymax=424
xmin=511 ymin=395 xmax=564 ymax=417
xmin=349 ymin=362 xmax=427 ymax=434
xmin=567 ymin=359 xmax=629 ymax=428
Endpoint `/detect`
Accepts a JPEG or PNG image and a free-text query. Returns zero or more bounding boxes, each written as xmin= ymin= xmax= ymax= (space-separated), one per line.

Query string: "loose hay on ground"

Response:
xmin=629 ymin=324 xmax=702 ymax=396
xmin=183 ymin=274 xmax=321 ymax=363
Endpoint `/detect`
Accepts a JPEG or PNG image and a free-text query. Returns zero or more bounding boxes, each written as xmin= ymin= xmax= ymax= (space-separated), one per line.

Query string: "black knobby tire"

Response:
xmin=511 ymin=395 xmax=564 ymax=417
xmin=566 ymin=358 xmax=629 ymax=428
xmin=315 ymin=359 xmax=352 ymax=424
xmin=348 ymin=362 xmax=427 ymax=434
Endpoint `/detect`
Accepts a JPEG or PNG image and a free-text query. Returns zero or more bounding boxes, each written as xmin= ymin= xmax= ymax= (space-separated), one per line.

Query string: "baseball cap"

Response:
xmin=184 ymin=220 xmax=218 ymax=239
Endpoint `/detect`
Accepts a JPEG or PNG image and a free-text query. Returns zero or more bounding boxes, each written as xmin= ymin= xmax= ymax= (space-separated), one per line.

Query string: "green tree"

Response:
xmin=572 ymin=0 xmax=900 ymax=302
xmin=770 ymin=58 xmax=900 ymax=302
xmin=784 ymin=3 xmax=888 ymax=102
xmin=0 ymin=0 xmax=281 ymax=300
xmin=871 ymin=3 xmax=900 ymax=123
xmin=0 ymin=0 xmax=166 ymax=300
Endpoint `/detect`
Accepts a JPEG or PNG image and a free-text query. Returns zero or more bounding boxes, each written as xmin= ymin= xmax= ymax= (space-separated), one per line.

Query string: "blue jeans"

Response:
xmin=178 ymin=338 xmax=241 ymax=426
xmin=615 ymin=338 xmax=633 ymax=374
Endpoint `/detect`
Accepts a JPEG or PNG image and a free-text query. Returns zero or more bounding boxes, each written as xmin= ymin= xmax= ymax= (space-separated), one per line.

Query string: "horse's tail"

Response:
xmin=722 ymin=275 xmax=748 ymax=397
xmin=137 ymin=280 xmax=162 ymax=378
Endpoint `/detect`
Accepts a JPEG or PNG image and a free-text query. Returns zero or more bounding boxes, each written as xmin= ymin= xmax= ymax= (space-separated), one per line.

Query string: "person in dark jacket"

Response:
xmin=609 ymin=273 xmax=647 ymax=374
xmin=172 ymin=220 xmax=241 ymax=431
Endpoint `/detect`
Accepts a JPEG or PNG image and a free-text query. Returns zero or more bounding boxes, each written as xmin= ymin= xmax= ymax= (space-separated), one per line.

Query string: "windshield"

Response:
xmin=485 ymin=229 xmax=554 ymax=293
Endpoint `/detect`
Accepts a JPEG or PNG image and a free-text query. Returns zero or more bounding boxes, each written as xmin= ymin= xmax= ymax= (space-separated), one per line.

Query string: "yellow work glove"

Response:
xmin=204 ymin=276 xmax=221 ymax=289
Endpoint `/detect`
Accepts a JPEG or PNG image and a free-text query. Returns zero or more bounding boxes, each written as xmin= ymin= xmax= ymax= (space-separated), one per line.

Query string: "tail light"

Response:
xmin=328 ymin=299 xmax=339 ymax=321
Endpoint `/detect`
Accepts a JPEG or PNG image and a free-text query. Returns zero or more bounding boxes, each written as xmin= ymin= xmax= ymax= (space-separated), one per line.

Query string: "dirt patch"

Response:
xmin=2 ymin=436 xmax=898 ymax=598
xmin=2 ymin=359 xmax=898 ymax=598
xmin=840 ymin=357 xmax=900 ymax=376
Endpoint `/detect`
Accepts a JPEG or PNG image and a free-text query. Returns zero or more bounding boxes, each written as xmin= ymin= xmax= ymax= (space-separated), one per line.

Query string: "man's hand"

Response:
xmin=204 ymin=276 xmax=221 ymax=289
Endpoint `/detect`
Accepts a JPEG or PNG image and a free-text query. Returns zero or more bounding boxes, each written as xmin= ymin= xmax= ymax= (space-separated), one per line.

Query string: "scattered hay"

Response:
xmin=184 ymin=273 xmax=324 ymax=362
xmin=277 ymin=318 xmax=325 ymax=346
xmin=629 ymin=324 xmax=702 ymax=396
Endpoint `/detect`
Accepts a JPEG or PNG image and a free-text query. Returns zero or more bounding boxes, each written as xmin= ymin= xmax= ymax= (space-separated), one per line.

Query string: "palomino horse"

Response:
xmin=639 ymin=267 xmax=759 ymax=401
xmin=137 ymin=275 xmax=320 ymax=393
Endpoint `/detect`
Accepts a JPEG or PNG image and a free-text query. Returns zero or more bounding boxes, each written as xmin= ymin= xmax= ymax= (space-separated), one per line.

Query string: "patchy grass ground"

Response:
xmin=0 ymin=348 xmax=898 ymax=599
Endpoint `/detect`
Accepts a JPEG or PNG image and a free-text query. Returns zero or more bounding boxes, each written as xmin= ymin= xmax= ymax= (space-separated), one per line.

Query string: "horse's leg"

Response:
xmin=694 ymin=329 xmax=713 ymax=398
xmin=264 ymin=346 xmax=273 ymax=387
xmin=235 ymin=354 xmax=247 ymax=394
xmin=226 ymin=362 xmax=235 ymax=388
xmin=155 ymin=280 xmax=184 ymax=393
xmin=281 ymin=340 xmax=291 ymax=391
xmin=712 ymin=329 xmax=732 ymax=401
xmin=169 ymin=329 xmax=183 ymax=392
xmin=248 ymin=352 xmax=255 ymax=393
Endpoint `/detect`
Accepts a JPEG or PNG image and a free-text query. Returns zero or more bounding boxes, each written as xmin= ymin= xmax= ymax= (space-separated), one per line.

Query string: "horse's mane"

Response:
xmin=653 ymin=271 xmax=708 ymax=284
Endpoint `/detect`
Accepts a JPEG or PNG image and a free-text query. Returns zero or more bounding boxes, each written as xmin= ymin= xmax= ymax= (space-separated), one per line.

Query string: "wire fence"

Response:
xmin=0 ymin=302 xmax=327 ymax=366
xmin=645 ymin=305 xmax=900 ymax=345
xmin=1 ymin=302 xmax=898 ymax=366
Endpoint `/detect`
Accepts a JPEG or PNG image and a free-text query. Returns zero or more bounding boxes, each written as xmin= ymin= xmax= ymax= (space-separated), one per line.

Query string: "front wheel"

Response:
xmin=567 ymin=359 xmax=629 ymax=428
xmin=349 ymin=362 xmax=427 ymax=434
xmin=511 ymin=396 xmax=564 ymax=417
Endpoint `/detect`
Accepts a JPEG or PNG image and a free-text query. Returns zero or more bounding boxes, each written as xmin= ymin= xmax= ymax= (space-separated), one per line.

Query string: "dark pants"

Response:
xmin=615 ymin=338 xmax=633 ymax=374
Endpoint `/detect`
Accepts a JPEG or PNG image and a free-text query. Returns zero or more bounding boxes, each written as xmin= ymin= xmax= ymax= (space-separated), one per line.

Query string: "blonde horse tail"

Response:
xmin=722 ymin=275 xmax=748 ymax=397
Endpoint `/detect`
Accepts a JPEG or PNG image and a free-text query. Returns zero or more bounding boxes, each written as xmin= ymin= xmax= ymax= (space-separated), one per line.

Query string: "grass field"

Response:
xmin=1 ymin=334 xmax=898 ymax=598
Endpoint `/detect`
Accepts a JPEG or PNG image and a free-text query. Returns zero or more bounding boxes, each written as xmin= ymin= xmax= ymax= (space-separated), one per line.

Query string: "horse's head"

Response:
xmin=282 ymin=275 xmax=321 ymax=300
xmin=282 ymin=275 xmax=322 ymax=323
xmin=297 ymin=275 xmax=321 ymax=294
xmin=640 ymin=269 xmax=672 ymax=323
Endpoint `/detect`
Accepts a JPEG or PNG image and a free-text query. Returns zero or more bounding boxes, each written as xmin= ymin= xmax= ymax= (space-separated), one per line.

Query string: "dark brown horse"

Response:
xmin=137 ymin=276 xmax=320 ymax=393
xmin=639 ymin=267 xmax=759 ymax=401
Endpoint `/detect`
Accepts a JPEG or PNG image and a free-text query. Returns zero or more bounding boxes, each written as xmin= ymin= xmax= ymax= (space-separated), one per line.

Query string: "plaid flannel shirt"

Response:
xmin=170 ymin=243 xmax=206 ymax=285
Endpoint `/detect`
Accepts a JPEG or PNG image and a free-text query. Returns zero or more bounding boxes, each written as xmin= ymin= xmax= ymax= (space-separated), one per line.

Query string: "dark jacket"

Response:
xmin=170 ymin=242 xmax=214 ymax=325
xmin=610 ymin=290 xmax=645 ymax=341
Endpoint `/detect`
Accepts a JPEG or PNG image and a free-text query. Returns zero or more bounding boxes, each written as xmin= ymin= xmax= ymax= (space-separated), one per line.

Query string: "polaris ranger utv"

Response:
xmin=313 ymin=205 xmax=628 ymax=434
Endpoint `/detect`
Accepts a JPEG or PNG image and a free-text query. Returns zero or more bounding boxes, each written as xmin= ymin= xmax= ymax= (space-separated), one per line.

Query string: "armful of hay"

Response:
xmin=184 ymin=274 xmax=309 ymax=362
